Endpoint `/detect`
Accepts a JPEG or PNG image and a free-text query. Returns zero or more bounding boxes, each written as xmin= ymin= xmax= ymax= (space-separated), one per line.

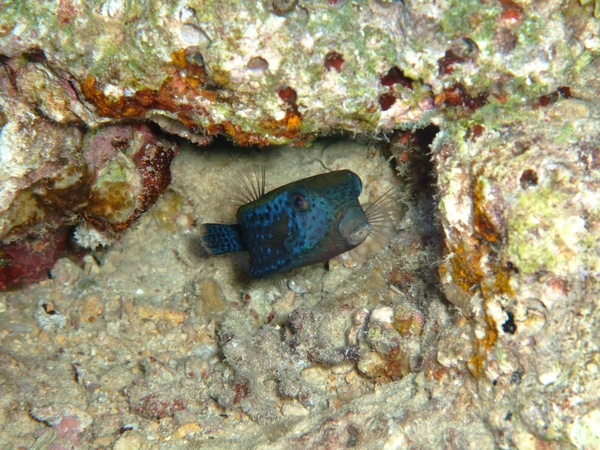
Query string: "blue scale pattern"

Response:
xmin=202 ymin=170 xmax=370 ymax=278
xmin=237 ymin=193 xmax=293 ymax=277
xmin=201 ymin=224 xmax=246 ymax=254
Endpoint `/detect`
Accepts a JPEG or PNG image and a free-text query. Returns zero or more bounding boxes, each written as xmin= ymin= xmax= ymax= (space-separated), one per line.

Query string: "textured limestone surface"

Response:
xmin=434 ymin=101 xmax=600 ymax=449
xmin=0 ymin=0 xmax=588 ymax=143
xmin=1 ymin=0 xmax=600 ymax=448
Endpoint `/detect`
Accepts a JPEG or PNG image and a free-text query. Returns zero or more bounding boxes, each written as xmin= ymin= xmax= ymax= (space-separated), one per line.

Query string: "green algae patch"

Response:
xmin=507 ymin=184 xmax=572 ymax=276
xmin=440 ymin=0 xmax=501 ymax=42
xmin=95 ymin=157 xmax=129 ymax=185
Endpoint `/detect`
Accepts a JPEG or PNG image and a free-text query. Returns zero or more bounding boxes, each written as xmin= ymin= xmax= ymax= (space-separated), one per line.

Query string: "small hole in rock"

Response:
xmin=247 ymin=56 xmax=269 ymax=75
xmin=502 ymin=311 xmax=516 ymax=334
xmin=519 ymin=169 xmax=538 ymax=188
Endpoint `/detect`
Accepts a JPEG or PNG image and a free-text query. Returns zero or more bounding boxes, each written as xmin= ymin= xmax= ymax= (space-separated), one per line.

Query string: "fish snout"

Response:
xmin=339 ymin=206 xmax=371 ymax=246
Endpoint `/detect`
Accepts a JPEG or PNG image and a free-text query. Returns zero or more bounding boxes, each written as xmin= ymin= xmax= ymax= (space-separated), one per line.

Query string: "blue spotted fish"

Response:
xmin=201 ymin=169 xmax=392 ymax=278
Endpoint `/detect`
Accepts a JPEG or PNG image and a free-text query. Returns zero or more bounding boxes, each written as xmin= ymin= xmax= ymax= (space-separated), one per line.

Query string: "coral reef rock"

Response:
xmin=0 ymin=0 xmax=600 ymax=448
xmin=435 ymin=101 xmax=600 ymax=448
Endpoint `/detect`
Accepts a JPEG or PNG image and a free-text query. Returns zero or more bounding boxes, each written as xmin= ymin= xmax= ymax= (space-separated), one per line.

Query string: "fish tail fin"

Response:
xmin=201 ymin=224 xmax=246 ymax=254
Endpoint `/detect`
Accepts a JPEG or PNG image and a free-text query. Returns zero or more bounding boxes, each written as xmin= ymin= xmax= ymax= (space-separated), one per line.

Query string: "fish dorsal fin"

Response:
xmin=226 ymin=165 xmax=266 ymax=206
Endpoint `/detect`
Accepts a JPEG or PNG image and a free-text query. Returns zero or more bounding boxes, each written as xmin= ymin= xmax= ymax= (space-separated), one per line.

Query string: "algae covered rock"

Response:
xmin=0 ymin=0 xmax=586 ymax=144
xmin=434 ymin=98 xmax=600 ymax=447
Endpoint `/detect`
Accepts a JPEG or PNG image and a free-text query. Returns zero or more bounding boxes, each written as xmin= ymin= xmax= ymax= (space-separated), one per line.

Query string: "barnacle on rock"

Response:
xmin=148 ymin=113 xmax=213 ymax=146
xmin=246 ymin=56 xmax=269 ymax=77
xmin=324 ymin=51 xmax=344 ymax=73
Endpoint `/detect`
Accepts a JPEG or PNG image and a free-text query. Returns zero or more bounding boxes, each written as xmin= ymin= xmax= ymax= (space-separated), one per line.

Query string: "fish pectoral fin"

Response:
xmin=248 ymin=241 xmax=293 ymax=278
xmin=283 ymin=231 xmax=298 ymax=254
xmin=246 ymin=226 xmax=296 ymax=278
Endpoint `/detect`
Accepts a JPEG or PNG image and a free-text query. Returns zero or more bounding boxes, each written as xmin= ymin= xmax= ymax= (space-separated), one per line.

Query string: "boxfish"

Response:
xmin=201 ymin=169 xmax=392 ymax=278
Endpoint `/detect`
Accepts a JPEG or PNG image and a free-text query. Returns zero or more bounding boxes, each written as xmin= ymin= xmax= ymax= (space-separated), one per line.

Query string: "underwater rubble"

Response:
xmin=1 ymin=0 xmax=600 ymax=448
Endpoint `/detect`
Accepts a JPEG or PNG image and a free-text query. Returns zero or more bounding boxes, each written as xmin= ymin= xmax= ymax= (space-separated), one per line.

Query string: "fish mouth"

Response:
xmin=339 ymin=206 xmax=371 ymax=246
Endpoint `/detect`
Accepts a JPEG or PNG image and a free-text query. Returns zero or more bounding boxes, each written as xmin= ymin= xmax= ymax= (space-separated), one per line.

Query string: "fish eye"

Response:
xmin=290 ymin=191 xmax=310 ymax=212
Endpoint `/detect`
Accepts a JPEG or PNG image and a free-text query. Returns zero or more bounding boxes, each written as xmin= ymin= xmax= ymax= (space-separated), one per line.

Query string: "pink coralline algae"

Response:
xmin=0 ymin=228 xmax=68 ymax=290
xmin=80 ymin=124 xmax=179 ymax=235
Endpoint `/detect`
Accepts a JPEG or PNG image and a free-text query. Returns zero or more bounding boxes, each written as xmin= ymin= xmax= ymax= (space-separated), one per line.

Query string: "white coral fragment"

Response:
xmin=73 ymin=223 xmax=115 ymax=250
